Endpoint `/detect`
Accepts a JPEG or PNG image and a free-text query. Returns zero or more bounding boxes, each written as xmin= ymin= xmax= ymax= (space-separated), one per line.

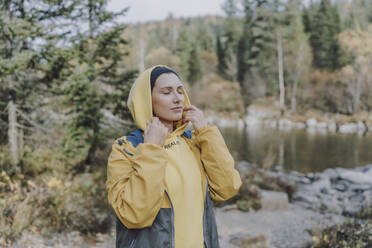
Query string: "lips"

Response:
xmin=171 ymin=106 xmax=183 ymax=110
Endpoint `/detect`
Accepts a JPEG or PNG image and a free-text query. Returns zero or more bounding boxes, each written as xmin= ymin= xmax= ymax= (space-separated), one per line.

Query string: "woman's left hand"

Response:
xmin=183 ymin=105 xmax=207 ymax=131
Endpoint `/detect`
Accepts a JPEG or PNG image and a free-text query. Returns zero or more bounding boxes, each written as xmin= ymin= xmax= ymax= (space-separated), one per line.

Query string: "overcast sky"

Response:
xmin=107 ymin=0 xmax=226 ymax=24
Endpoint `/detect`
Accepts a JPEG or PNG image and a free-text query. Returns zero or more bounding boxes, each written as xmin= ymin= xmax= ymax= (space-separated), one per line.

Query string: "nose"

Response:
xmin=172 ymin=92 xmax=183 ymax=103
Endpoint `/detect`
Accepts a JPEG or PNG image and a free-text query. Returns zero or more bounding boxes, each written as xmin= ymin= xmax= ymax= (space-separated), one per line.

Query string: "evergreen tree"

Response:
xmin=216 ymin=34 xmax=228 ymax=78
xmin=305 ymin=0 xmax=346 ymax=71
xmin=196 ymin=26 xmax=214 ymax=53
xmin=222 ymin=0 xmax=242 ymax=47
xmin=344 ymin=0 xmax=372 ymax=29
xmin=237 ymin=0 xmax=277 ymax=108
xmin=0 ymin=0 xmax=72 ymax=164
xmin=175 ymin=28 xmax=192 ymax=78
xmin=219 ymin=0 xmax=242 ymax=80
xmin=187 ymin=45 xmax=203 ymax=85
xmin=302 ymin=1 xmax=319 ymax=34
xmin=61 ymin=0 xmax=136 ymax=167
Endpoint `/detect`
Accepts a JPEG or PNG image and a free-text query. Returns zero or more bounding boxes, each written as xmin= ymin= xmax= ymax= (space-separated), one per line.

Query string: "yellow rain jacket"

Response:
xmin=106 ymin=65 xmax=242 ymax=248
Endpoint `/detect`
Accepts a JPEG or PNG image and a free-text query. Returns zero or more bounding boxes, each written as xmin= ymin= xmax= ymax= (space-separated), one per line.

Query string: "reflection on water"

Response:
xmin=220 ymin=125 xmax=372 ymax=173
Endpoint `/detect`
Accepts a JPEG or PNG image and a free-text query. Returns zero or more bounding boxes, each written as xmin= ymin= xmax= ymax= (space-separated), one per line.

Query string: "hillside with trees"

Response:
xmin=120 ymin=0 xmax=372 ymax=116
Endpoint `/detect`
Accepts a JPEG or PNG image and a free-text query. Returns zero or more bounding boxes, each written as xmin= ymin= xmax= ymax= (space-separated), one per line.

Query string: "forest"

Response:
xmin=1 ymin=0 xmax=372 ymax=246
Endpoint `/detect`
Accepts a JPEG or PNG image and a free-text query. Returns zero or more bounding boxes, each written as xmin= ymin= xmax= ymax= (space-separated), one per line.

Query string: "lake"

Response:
xmin=220 ymin=125 xmax=372 ymax=173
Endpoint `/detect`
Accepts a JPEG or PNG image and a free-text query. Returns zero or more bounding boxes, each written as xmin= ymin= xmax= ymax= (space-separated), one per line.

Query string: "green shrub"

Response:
xmin=1 ymin=171 xmax=111 ymax=244
xmin=312 ymin=204 xmax=372 ymax=248
xmin=356 ymin=206 xmax=372 ymax=220
xmin=0 ymin=145 xmax=111 ymax=245
xmin=312 ymin=221 xmax=372 ymax=248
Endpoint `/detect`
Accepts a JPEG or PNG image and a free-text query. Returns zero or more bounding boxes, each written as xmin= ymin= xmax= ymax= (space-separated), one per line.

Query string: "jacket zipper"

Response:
xmin=203 ymin=180 xmax=209 ymax=248
xmin=129 ymin=237 xmax=136 ymax=248
xmin=164 ymin=190 xmax=175 ymax=248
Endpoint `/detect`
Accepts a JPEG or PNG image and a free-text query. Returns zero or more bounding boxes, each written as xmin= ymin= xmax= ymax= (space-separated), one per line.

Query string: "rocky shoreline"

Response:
xmin=217 ymin=162 xmax=372 ymax=248
xmin=206 ymin=105 xmax=372 ymax=135
xmin=6 ymin=164 xmax=372 ymax=248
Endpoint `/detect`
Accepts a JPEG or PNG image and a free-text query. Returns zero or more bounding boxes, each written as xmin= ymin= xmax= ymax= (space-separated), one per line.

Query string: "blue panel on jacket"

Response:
xmin=182 ymin=130 xmax=192 ymax=139
xmin=125 ymin=129 xmax=191 ymax=149
xmin=126 ymin=129 xmax=144 ymax=148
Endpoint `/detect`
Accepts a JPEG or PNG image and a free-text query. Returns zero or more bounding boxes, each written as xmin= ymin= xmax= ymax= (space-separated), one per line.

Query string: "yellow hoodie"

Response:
xmin=106 ymin=65 xmax=242 ymax=248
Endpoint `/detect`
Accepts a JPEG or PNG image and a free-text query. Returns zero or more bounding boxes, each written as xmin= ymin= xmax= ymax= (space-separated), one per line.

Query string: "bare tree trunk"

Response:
xmin=290 ymin=134 xmax=296 ymax=169
xmin=277 ymin=31 xmax=285 ymax=112
xmin=18 ymin=124 xmax=24 ymax=158
xmin=290 ymin=83 xmax=298 ymax=113
xmin=226 ymin=47 xmax=238 ymax=81
xmin=354 ymin=69 xmax=362 ymax=113
xmin=8 ymin=100 xmax=19 ymax=165
xmin=278 ymin=136 xmax=284 ymax=168
xmin=291 ymin=42 xmax=305 ymax=113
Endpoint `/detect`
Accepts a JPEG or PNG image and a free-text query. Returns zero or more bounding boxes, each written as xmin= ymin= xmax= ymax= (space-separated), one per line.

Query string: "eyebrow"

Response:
xmin=160 ymin=85 xmax=184 ymax=90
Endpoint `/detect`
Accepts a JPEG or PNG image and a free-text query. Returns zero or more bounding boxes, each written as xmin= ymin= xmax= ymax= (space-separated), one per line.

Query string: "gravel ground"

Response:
xmin=215 ymin=204 xmax=345 ymax=248
xmin=6 ymin=203 xmax=345 ymax=248
xmin=6 ymin=230 xmax=115 ymax=248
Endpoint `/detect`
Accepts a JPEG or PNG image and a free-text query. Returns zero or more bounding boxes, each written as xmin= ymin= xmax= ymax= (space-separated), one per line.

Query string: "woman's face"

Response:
xmin=152 ymin=73 xmax=185 ymax=122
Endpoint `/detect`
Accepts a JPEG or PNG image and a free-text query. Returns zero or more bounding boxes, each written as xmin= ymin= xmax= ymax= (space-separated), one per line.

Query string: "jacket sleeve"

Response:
xmin=194 ymin=125 xmax=242 ymax=201
xmin=106 ymin=141 xmax=168 ymax=229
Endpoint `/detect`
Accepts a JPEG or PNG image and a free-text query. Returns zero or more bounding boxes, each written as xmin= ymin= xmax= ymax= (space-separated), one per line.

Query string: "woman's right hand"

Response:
xmin=143 ymin=117 xmax=168 ymax=146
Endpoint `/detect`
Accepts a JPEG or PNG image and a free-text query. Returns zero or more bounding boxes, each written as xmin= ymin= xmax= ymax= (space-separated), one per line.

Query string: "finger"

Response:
xmin=183 ymin=115 xmax=193 ymax=121
xmin=190 ymin=105 xmax=199 ymax=111
xmin=184 ymin=110 xmax=195 ymax=115
xmin=183 ymin=105 xmax=196 ymax=111
xmin=185 ymin=111 xmax=195 ymax=117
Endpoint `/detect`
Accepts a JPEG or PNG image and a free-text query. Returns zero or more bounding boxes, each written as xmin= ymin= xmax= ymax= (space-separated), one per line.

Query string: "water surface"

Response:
xmin=220 ymin=126 xmax=372 ymax=173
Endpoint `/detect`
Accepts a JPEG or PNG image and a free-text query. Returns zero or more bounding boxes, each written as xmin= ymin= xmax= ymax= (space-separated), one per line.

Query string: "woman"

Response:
xmin=106 ymin=65 xmax=242 ymax=248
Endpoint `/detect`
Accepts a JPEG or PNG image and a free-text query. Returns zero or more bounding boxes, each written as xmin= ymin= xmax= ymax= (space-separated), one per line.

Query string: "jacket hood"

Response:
xmin=127 ymin=65 xmax=191 ymax=136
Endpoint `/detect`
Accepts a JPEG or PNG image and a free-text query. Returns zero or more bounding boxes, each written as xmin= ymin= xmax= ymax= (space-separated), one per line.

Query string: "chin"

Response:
xmin=170 ymin=116 xmax=182 ymax=122
xmin=163 ymin=113 xmax=182 ymax=122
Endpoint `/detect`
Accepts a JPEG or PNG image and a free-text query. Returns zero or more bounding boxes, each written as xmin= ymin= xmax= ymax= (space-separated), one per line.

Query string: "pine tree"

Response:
xmin=216 ymin=34 xmax=228 ymax=77
xmin=305 ymin=0 xmax=346 ymax=71
xmin=175 ymin=28 xmax=192 ymax=79
xmin=187 ymin=45 xmax=203 ymax=85
xmin=0 ymin=0 xmax=72 ymax=164
xmin=196 ymin=26 xmax=214 ymax=53
xmin=222 ymin=0 xmax=241 ymax=47
xmin=237 ymin=0 xmax=277 ymax=109
xmin=219 ymin=0 xmax=241 ymax=80
xmin=61 ymin=0 xmax=136 ymax=167
xmin=345 ymin=0 xmax=372 ymax=29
